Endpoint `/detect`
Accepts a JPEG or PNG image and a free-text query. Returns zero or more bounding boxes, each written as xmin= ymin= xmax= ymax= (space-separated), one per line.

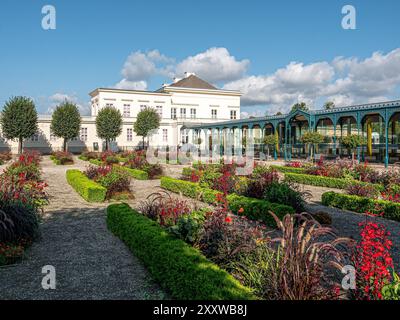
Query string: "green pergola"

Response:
xmin=185 ymin=100 xmax=400 ymax=167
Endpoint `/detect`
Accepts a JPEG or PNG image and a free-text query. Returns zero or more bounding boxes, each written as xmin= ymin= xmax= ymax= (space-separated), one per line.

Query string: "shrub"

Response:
xmin=66 ymin=169 xmax=106 ymax=202
xmin=346 ymin=183 xmax=379 ymax=198
xmin=284 ymin=172 xmax=383 ymax=191
xmin=51 ymin=151 xmax=74 ymax=165
xmin=270 ymin=165 xmax=306 ymax=174
xmin=0 ymin=202 xmax=39 ymax=244
xmin=199 ymin=207 xmax=264 ymax=268
xmin=244 ymin=168 xmax=279 ymax=199
xmin=96 ymin=169 xmax=131 ymax=199
xmin=321 ymin=191 xmax=400 ymax=222
xmin=169 ymin=210 xmax=206 ymax=245
xmin=79 ymin=151 xmax=99 ymax=161
xmin=263 ymin=182 xmax=308 ymax=213
xmin=116 ymin=165 xmax=149 ymax=180
xmin=106 ymin=203 xmax=254 ymax=300
xmin=0 ymin=151 xmax=12 ymax=165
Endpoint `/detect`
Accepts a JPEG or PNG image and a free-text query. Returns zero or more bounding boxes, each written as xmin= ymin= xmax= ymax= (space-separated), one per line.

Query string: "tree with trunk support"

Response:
xmin=341 ymin=134 xmax=366 ymax=164
xmin=300 ymin=131 xmax=324 ymax=162
xmin=96 ymin=106 xmax=122 ymax=151
xmin=51 ymin=101 xmax=81 ymax=152
xmin=134 ymin=107 xmax=160 ymax=150
xmin=263 ymin=134 xmax=277 ymax=160
xmin=0 ymin=96 xmax=38 ymax=154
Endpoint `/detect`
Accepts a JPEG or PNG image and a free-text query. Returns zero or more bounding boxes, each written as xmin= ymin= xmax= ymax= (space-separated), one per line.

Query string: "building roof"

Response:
xmin=168 ymin=74 xmax=218 ymax=90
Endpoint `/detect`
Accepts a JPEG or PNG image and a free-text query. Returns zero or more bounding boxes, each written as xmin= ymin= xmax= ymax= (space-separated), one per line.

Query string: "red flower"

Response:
xmin=225 ymin=216 xmax=232 ymax=223
xmin=238 ymin=207 xmax=244 ymax=214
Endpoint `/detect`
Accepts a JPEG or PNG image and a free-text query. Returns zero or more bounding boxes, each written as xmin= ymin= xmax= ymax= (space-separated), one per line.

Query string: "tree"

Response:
xmin=263 ymin=134 xmax=278 ymax=159
xmin=275 ymin=111 xmax=283 ymax=116
xmin=134 ymin=107 xmax=160 ymax=149
xmin=341 ymin=134 xmax=366 ymax=164
xmin=291 ymin=102 xmax=309 ymax=112
xmin=51 ymin=101 xmax=81 ymax=152
xmin=323 ymin=101 xmax=335 ymax=110
xmin=0 ymin=96 xmax=38 ymax=154
xmin=96 ymin=106 xmax=122 ymax=151
xmin=300 ymin=131 xmax=324 ymax=161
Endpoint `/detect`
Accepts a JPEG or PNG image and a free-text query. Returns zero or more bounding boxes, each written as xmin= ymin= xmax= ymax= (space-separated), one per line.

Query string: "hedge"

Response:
xmin=89 ymin=159 xmax=103 ymax=166
xmin=66 ymin=169 xmax=106 ymax=202
xmin=270 ymin=165 xmax=306 ymax=174
xmin=284 ymin=172 xmax=384 ymax=191
xmin=106 ymin=203 xmax=255 ymax=300
xmin=322 ymin=191 xmax=400 ymax=222
xmin=182 ymin=167 xmax=195 ymax=177
xmin=115 ymin=165 xmax=149 ymax=180
xmin=160 ymin=177 xmax=294 ymax=227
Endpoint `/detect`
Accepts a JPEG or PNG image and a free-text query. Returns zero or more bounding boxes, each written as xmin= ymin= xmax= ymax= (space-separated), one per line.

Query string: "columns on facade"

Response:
xmin=385 ymin=110 xmax=389 ymax=168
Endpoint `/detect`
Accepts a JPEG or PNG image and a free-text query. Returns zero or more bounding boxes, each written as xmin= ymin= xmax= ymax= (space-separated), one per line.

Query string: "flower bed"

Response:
xmin=321 ymin=191 xmax=400 ymax=222
xmin=160 ymin=176 xmax=294 ymax=227
xmin=106 ymin=203 xmax=255 ymax=300
xmin=0 ymin=150 xmax=48 ymax=266
xmin=50 ymin=151 xmax=74 ymax=165
xmin=66 ymin=169 xmax=107 ymax=202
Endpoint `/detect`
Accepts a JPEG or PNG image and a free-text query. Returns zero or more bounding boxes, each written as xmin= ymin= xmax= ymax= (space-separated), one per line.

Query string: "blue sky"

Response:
xmin=0 ymin=0 xmax=399 ymax=116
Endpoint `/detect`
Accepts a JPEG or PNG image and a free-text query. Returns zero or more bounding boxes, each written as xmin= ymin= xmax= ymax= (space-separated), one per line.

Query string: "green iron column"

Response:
xmin=385 ymin=109 xmax=389 ymax=168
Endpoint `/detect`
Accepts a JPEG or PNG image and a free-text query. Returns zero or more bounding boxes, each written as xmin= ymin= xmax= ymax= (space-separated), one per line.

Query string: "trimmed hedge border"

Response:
xmin=50 ymin=155 xmax=73 ymax=166
xmin=160 ymin=176 xmax=294 ymax=227
xmin=270 ymin=165 xmax=306 ymax=174
xmin=115 ymin=165 xmax=149 ymax=180
xmin=284 ymin=172 xmax=383 ymax=191
xmin=106 ymin=203 xmax=255 ymax=300
xmin=322 ymin=191 xmax=400 ymax=222
xmin=66 ymin=169 xmax=106 ymax=202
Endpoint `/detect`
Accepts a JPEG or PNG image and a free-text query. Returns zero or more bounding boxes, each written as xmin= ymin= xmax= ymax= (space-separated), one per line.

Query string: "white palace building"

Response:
xmin=0 ymin=73 xmax=242 ymax=154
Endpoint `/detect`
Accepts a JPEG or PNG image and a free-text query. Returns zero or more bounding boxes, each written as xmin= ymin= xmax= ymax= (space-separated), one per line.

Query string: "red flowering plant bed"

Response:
xmin=123 ymin=150 xmax=163 ymax=179
xmin=350 ymin=211 xmax=398 ymax=300
xmin=84 ymin=165 xmax=132 ymax=200
xmin=0 ymin=151 xmax=48 ymax=266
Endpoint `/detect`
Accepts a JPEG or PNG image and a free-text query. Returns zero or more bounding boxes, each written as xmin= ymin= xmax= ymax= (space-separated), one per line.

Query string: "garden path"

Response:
xmin=0 ymin=156 xmax=164 ymax=300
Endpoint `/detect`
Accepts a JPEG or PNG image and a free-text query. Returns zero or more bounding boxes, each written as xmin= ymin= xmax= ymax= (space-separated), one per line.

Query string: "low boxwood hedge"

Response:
xmin=115 ymin=165 xmax=149 ymax=180
xmin=106 ymin=203 xmax=255 ymax=300
xmin=160 ymin=177 xmax=294 ymax=227
xmin=270 ymin=165 xmax=306 ymax=174
xmin=321 ymin=191 xmax=400 ymax=222
xmin=66 ymin=169 xmax=106 ymax=202
xmin=182 ymin=167 xmax=195 ymax=177
xmin=284 ymin=172 xmax=383 ymax=191
xmin=89 ymin=159 xmax=103 ymax=166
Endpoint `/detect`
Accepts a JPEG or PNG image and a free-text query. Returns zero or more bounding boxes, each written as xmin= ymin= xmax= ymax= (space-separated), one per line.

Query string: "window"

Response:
xmin=140 ymin=105 xmax=147 ymax=111
xmin=105 ymin=103 xmax=114 ymax=108
xmin=211 ymin=109 xmax=217 ymax=119
xmin=31 ymin=133 xmax=39 ymax=142
xmin=127 ymin=128 xmax=133 ymax=142
xmin=180 ymin=108 xmax=186 ymax=119
xmin=181 ymin=129 xmax=189 ymax=144
xmin=123 ymin=104 xmax=131 ymax=117
xmin=162 ymin=129 xmax=168 ymax=142
xmin=171 ymin=108 xmax=177 ymax=119
xmin=156 ymin=106 xmax=163 ymax=118
xmin=190 ymin=108 xmax=196 ymax=119
xmin=80 ymin=128 xmax=88 ymax=142
xmin=230 ymin=110 xmax=237 ymax=120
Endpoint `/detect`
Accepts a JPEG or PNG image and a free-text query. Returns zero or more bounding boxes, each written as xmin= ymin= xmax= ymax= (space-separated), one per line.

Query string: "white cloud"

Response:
xmin=225 ymin=48 xmax=400 ymax=113
xmin=175 ymin=47 xmax=249 ymax=83
xmin=115 ymin=47 xmax=249 ymax=89
xmin=45 ymin=93 xmax=90 ymax=115
xmin=115 ymin=79 xmax=147 ymax=91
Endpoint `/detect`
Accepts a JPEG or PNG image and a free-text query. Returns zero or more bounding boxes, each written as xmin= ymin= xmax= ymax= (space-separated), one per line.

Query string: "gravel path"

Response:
xmin=0 ymin=156 xmax=165 ymax=300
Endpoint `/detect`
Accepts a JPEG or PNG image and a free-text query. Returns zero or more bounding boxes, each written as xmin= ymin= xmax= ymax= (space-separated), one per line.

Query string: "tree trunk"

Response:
xmin=142 ymin=137 xmax=145 ymax=150
xmin=63 ymin=138 xmax=67 ymax=152
xmin=18 ymin=137 xmax=23 ymax=155
xmin=267 ymin=145 xmax=270 ymax=160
